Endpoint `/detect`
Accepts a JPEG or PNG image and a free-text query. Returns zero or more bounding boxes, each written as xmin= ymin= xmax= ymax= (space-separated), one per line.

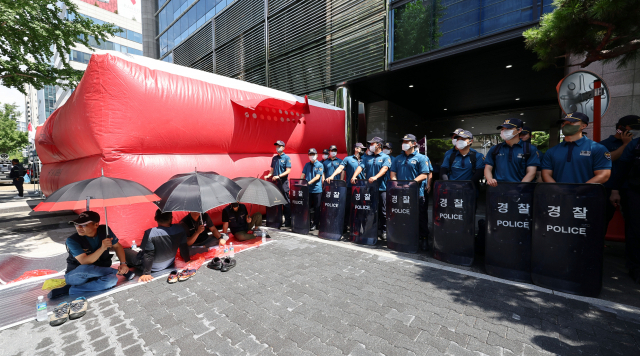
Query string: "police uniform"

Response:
xmin=360 ymin=137 xmax=392 ymax=233
xmin=302 ymin=148 xmax=324 ymax=229
xmin=485 ymin=119 xmax=540 ymax=182
xmin=341 ymin=143 xmax=366 ymax=229
xmin=270 ymin=140 xmax=292 ymax=226
xmin=383 ymin=143 xmax=394 ymax=159
xmin=391 ymin=134 xmax=431 ymax=239
xmin=540 ymin=137 xmax=611 ymax=183
xmin=441 ymin=147 xmax=485 ymax=181
xmin=323 ymin=145 xmax=343 ymax=178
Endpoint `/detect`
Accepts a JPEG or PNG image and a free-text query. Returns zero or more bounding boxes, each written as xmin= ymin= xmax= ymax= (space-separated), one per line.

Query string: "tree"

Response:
xmin=524 ymin=0 xmax=640 ymax=70
xmin=532 ymin=131 xmax=550 ymax=153
xmin=0 ymin=103 xmax=28 ymax=154
xmin=393 ymin=0 xmax=446 ymax=61
xmin=0 ymin=0 xmax=120 ymax=94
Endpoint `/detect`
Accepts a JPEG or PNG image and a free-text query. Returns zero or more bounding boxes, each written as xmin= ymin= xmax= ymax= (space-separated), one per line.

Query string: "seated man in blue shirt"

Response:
xmin=221 ymin=202 xmax=262 ymax=241
xmin=541 ymin=112 xmax=611 ymax=184
xmin=302 ymin=148 xmax=324 ymax=230
xmin=485 ymin=118 xmax=540 ymax=186
xmin=50 ymin=211 xmax=132 ymax=298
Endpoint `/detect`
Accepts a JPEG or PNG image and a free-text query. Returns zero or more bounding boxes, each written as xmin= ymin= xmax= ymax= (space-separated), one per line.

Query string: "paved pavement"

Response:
xmin=2 ymin=231 xmax=639 ymax=356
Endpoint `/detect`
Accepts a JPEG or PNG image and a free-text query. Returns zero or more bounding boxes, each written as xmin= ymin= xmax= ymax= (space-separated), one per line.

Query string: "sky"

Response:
xmin=0 ymin=84 xmax=26 ymax=121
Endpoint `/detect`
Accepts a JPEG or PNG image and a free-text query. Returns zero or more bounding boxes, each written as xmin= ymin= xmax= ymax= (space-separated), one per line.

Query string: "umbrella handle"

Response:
xmin=104 ymin=206 xmax=110 ymax=238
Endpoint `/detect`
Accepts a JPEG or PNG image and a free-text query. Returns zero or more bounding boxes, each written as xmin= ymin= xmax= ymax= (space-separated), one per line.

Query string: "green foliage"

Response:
xmin=524 ymin=0 xmax=640 ymax=70
xmin=0 ymin=103 xmax=28 ymax=154
xmin=532 ymin=131 xmax=550 ymax=153
xmin=426 ymin=138 xmax=451 ymax=165
xmin=0 ymin=0 xmax=120 ymax=94
xmin=393 ymin=0 xmax=446 ymax=61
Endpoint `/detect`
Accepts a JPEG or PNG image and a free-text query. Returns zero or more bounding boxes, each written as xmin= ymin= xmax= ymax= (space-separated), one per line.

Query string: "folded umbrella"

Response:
xmin=155 ymin=171 xmax=242 ymax=213
xmin=233 ymin=177 xmax=287 ymax=207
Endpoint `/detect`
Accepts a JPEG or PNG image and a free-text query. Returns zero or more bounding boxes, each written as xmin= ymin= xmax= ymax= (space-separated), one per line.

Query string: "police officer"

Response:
xmin=352 ymin=137 xmax=392 ymax=238
xmin=484 ymin=119 xmax=540 ymax=186
xmin=323 ymin=145 xmax=344 ymax=180
xmin=326 ymin=143 xmax=366 ymax=231
xmin=383 ymin=143 xmax=393 ymax=158
xmin=321 ymin=149 xmax=330 ymax=163
xmin=301 ymin=148 xmax=324 ymax=230
xmin=541 ymin=112 xmax=611 ymax=184
xmin=441 ymin=130 xmax=485 ymax=183
xmin=600 ymin=115 xmax=639 ymax=224
xmin=265 ymin=140 xmax=292 ymax=227
xmin=390 ymin=134 xmax=431 ymax=249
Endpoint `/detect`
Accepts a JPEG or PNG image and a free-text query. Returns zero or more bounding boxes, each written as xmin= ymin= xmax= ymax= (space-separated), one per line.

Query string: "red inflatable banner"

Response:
xmin=36 ymin=51 xmax=346 ymax=246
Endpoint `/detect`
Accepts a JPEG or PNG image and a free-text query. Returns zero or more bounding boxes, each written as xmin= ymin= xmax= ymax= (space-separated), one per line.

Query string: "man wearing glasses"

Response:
xmin=49 ymin=211 xmax=132 ymax=298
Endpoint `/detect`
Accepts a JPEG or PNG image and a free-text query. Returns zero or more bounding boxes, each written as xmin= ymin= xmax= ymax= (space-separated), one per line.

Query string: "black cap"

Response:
xmin=557 ymin=112 xmax=589 ymax=124
xmin=354 ymin=142 xmax=365 ymax=149
xmin=383 ymin=142 xmax=392 ymax=149
xmin=308 ymin=148 xmax=318 ymax=154
xmin=71 ymin=211 xmax=100 ymax=224
xmin=617 ymin=115 xmax=640 ymax=129
xmin=367 ymin=137 xmax=383 ymax=144
xmin=274 ymin=140 xmax=285 ymax=146
xmin=459 ymin=130 xmax=473 ymax=139
xmin=231 ymin=202 xmax=239 ymax=208
xmin=521 ymin=126 xmax=532 ymax=135
xmin=497 ymin=118 xmax=523 ymax=130
xmin=329 ymin=145 xmax=338 ymax=151
xmin=322 ymin=149 xmax=329 ymax=154
xmin=402 ymin=134 xmax=417 ymax=141
xmin=449 ymin=128 xmax=464 ymax=136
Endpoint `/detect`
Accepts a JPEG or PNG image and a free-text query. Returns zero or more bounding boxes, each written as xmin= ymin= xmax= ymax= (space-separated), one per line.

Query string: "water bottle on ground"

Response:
xmin=230 ymin=243 xmax=234 ymax=258
xmin=224 ymin=245 xmax=229 ymax=256
xmin=131 ymin=240 xmax=137 ymax=250
xmin=36 ymin=296 xmax=48 ymax=321
xmin=261 ymin=229 xmax=266 ymax=244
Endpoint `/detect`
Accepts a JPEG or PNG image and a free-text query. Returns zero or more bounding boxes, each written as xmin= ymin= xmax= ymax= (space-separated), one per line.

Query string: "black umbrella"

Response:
xmin=155 ymin=171 xmax=242 ymax=213
xmin=233 ymin=177 xmax=287 ymax=207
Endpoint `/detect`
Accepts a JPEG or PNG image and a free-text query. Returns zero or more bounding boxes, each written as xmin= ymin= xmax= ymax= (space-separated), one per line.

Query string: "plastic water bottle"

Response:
xmin=261 ymin=230 xmax=266 ymax=244
xmin=131 ymin=240 xmax=137 ymax=250
xmin=36 ymin=296 xmax=48 ymax=321
xmin=230 ymin=243 xmax=234 ymax=258
xmin=224 ymin=245 xmax=229 ymax=256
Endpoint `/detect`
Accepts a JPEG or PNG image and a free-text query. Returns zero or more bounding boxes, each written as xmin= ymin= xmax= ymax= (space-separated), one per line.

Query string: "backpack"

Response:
xmin=449 ymin=150 xmax=477 ymax=174
xmin=490 ymin=141 xmax=531 ymax=173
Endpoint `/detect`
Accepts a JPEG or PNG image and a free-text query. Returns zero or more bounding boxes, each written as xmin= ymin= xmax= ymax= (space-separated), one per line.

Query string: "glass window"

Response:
xmin=188 ymin=23 xmax=196 ymax=36
xmin=215 ymin=0 xmax=226 ymax=13
xmin=159 ymin=8 xmax=167 ymax=33
xmin=206 ymin=0 xmax=215 ymax=12
xmin=188 ymin=7 xmax=197 ymax=28
xmin=180 ymin=16 xmax=188 ymax=34
xmin=132 ymin=31 xmax=142 ymax=44
xmin=113 ymin=43 xmax=121 ymax=52
xmin=196 ymin=0 xmax=206 ymax=20
xmin=206 ymin=8 xmax=215 ymax=21
xmin=196 ymin=16 xmax=205 ymax=29
xmin=161 ymin=33 xmax=168 ymax=52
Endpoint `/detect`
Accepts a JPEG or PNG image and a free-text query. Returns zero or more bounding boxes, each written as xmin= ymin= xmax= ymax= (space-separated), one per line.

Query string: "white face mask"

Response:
xmin=402 ymin=143 xmax=411 ymax=151
xmin=322 ymin=154 xmax=328 ymax=160
xmin=369 ymin=145 xmax=377 ymax=153
xmin=310 ymin=155 xmax=317 ymax=162
xmin=500 ymin=129 xmax=517 ymax=141
xmin=452 ymin=139 xmax=458 ymax=146
xmin=383 ymin=149 xmax=390 ymax=155
xmin=276 ymin=146 xmax=284 ymax=153
xmin=455 ymin=140 xmax=468 ymax=150
xmin=365 ymin=150 xmax=372 ymax=155
xmin=330 ymin=151 xmax=337 ymax=157
xmin=630 ymin=130 xmax=640 ymax=139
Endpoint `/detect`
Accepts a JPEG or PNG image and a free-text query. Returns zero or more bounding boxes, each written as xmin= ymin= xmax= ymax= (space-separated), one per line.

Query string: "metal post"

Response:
xmin=335 ymin=87 xmax=352 ymax=153
xmin=593 ymin=80 xmax=602 ymax=142
xmin=264 ymin=0 xmax=270 ymax=87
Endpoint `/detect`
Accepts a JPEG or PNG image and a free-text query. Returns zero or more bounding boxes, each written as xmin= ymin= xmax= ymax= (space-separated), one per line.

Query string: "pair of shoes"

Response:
xmin=167 ymin=270 xmax=178 ymax=284
xmin=207 ymin=257 xmax=236 ymax=272
xmin=178 ymin=269 xmax=196 ymax=281
xmin=49 ymin=297 xmax=88 ymax=327
xmin=48 ymin=284 xmax=71 ymax=299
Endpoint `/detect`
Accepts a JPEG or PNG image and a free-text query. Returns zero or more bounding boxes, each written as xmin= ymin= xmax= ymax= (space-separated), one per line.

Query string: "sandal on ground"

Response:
xmin=167 ymin=270 xmax=178 ymax=284
xmin=49 ymin=302 xmax=70 ymax=327
xmin=207 ymin=257 xmax=222 ymax=270
xmin=220 ymin=258 xmax=236 ymax=272
xmin=69 ymin=297 xmax=88 ymax=320
xmin=178 ymin=269 xmax=196 ymax=281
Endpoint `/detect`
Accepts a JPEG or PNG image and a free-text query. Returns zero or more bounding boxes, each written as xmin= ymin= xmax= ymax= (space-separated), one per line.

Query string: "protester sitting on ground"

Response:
xmin=50 ymin=211 xmax=132 ymax=298
xmin=180 ymin=211 xmax=224 ymax=246
xmin=125 ymin=210 xmax=193 ymax=282
xmin=221 ymin=202 xmax=263 ymax=241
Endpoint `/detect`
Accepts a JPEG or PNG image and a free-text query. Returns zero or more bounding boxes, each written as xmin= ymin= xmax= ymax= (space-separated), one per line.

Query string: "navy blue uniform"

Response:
xmin=323 ymin=158 xmax=343 ymax=178
xmin=340 ymin=155 xmax=364 ymax=230
xmin=302 ymin=160 xmax=324 ymax=227
xmin=484 ymin=140 xmax=540 ymax=182
xmin=391 ymin=151 xmax=431 ymax=239
xmin=270 ymin=153 xmax=292 ymax=225
xmin=540 ymin=137 xmax=611 ymax=183
xmin=599 ymin=135 xmax=628 ymax=224
xmin=359 ymin=152 xmax=392 ymax=233
xmin=616 ymin=138 xmax=640 ymax=277
xmin=441 ymin=149 xmax=485 ymax=181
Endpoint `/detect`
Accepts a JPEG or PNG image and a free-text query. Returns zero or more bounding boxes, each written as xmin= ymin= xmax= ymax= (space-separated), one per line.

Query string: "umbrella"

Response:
xmin=233 ymin=177 xmax=287 ymax=207
xmin=33 ymin=169 xmax=160 ymax=237
xmin=155 ymin=171 xmax=242 ymax=213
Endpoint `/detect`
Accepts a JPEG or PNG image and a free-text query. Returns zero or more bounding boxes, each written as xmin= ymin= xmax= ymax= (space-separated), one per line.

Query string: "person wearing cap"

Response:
xmin=541 ymin=112 xmax=611 ymax=184
xmin=326 ymin=142 xmax=366 ymax=231
xmin=601 ymin=115 xmax=640 ymax=224
xmin=302 ymin=148 xmax=325 ymax=230
xmin=352 ymin=137 xmax=393 ymax=238
xmin=221 ymin=202 xmax=263 ymax=241
xmin=323 ymin=145 xmax=344 ymax=180
xmin=520 ymin=126 xmax=544 ymax=182
xmin=321 ymin=149 xmax=330 ymax=163
xmin=124 ymin=210 xmax=192 ymax=283
xmin=390 ymin=134 xmax=431 ymax=247
xmin=51 ymin=211 xmax=133 ymax=297
xmin=484 ymin=119 xmax=540 ymax=186
xmin=180 ymin=211 xmax=223 ymax=246
xmin=441 ymin=130 xmax=485 ymax=183
xmin=265 ymin=140 xmax=292 ymax=227
xmin=383 ymin=143 xmax=394 ymax=158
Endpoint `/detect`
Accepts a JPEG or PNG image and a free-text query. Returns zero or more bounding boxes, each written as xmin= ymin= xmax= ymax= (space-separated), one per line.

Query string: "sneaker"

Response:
xmin=207 ymin=257 xmax=223 ymax=270
xmin=178 ymin=269 xmax=196 ymax=281
xmin=69 ymin=297 xmax=88 ymax=320
xmin=167 ymin=270 xmax=178 ymax=284
xmin=12 ymin=195 xmax=24 ymax=199
xmin=220 ymin=258 xmax=236 ymax=272
xmin=49 ymin=302 xmax=70 ymax=327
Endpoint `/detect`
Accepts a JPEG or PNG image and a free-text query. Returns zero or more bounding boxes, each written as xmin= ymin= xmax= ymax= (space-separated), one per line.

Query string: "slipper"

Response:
xmin=49 ymin=302 xmax=70 ymax=327
xmin=178 ymin=269 xmax=196 ymax=282
xmin=69 ymin=297 xmax=88 ymax=320
xmin=220 ymin=258 xmax=236 ymax=272
xmin=167 ymin=270 xmax=178 ymax=284
xmin=207 ymin=257 xmax=222 ymax=270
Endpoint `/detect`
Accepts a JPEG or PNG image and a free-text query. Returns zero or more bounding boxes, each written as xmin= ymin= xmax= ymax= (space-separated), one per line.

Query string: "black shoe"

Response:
xmin=207 ymin=257 xmax=223 ymax=270
xmin=220 ymin=258 xmax=236 ymax=272
xmin=48 ymin=285 xmax=71 ymax=299
xmin=123 ymin=271 xmax=136 ymax=281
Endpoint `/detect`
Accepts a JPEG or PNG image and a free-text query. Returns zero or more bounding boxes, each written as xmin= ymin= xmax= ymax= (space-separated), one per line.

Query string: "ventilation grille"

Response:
xmin=192 ymin=53 xmax=214 ymax=73
xmin=233 ymin=65 xmax=267 ymax=86
xmin=215 ymin=25 xmax=266 ymax=78
xmin=215 ymin=0 xmax=264 ymax=48
xmin=173 ymin=22 xmax=213 ymax=67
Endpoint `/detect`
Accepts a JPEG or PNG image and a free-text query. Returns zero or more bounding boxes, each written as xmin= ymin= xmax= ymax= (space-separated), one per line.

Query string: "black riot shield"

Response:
xmin=432 ymin=180 xmax=476 ymax=266
xmin=350 ymin=180 xmax=379 ymax=245
xmin=386 ymin=180 xmax=420 ymax=253
xmin=531 ymin=183 xmax=606 ymax=297
xmin=266 ymin=205 xmax=282 ymax=228
xmin=289 ymin=179 xmax=310 ymax=235
xmin=485 ymin=183 xmax=536 ymax=283
xmin=318 ymin=180 xmax=347 ymax=241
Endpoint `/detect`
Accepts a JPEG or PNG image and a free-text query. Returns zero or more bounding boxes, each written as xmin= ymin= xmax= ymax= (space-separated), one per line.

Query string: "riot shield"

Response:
xmin=266 ymin=205 xmax=282 ymax=228
xmin=432 ymin=180 xmax=476 ymax=266
xmin=386 ymin=180 xmax=420 ymax=253
xmin=531 ymin=183 xmax=606 ymax=297
xmin=289 ymin=179 xmax=310 ymax=235
xmin=485 ymin=182 xmax=536 ymax=283
xmin=318 ymin=180 xmax=347 ymax=241
xmin=350 ymin=180 xmax=379 ymax=245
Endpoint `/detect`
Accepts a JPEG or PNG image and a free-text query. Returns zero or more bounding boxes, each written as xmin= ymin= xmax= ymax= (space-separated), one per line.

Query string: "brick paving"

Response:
xmin=1 ymin=232 xmax=640 ymax=355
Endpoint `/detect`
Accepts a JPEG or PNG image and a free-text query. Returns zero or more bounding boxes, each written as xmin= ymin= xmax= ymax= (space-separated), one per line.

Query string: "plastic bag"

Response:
xmin=8 ymin=269 xmax=57 ymax=284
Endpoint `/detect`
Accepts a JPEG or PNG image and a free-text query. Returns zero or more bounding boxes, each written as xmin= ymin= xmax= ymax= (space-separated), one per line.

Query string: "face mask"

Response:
xmin=500 ymin=129 xmax=517 ymax=141
xmin=322 ymin=154 xmax=328 ymax=160
xmin=310 ymin=155 xmax=317 ymax=162
xmin=561 ymin=124 xmax=581 ymax=136
xmin=365 ymin=150 xmax=372 ymax=155
xmin=330 ymin=151 xmax=337 ymax=158
xmin=276 ymin=146 xmax=284 ymax=153
xmin=383 ymin=149 xmax=390 ymax=155
xmin=456 ymin=140 xmax=468 ymax=150
xmin=630 ymin=130 xmax=640 ymax=138
xmin=369 ymin=145 xmax=377 ymax=153
xmin=402 ymin=143 xmax=411 ymax=151
xmin=452 ymin=139 xmax=458 ymax=146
